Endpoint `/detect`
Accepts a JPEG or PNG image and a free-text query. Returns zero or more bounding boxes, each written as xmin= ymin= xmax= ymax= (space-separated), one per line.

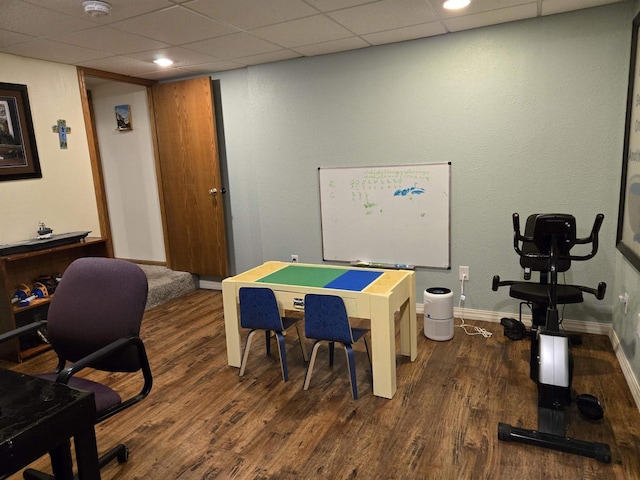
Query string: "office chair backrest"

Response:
xmin=520 ymin=214 xmax=574 ymax=273
xmin=239 ymin=287 xmax=284 ymax=331
xmin=304 ymin=294 xmax=354 ymax=344
xmin=46 ymin=257 xmax=148 ymax=372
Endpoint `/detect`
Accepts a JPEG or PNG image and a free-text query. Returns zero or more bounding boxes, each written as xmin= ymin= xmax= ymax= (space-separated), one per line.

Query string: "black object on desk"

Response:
xmin=0 ymin=369 xmax=100 ymax=480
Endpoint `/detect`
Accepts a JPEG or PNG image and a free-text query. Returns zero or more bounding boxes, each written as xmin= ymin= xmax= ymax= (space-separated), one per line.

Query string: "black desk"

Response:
xmin=0 ymin=369 xmax=100 ymax=480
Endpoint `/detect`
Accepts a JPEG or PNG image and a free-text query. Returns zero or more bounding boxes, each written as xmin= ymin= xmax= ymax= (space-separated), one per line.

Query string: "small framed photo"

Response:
xmin=115 ymin=104 xmax=132 ymax=131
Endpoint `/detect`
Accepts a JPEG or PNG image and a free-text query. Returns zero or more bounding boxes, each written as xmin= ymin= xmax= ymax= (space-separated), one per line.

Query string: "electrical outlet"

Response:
xmin=459 ymin=266 xmax=469 ymax=281
xmin=291 ymin=255 xmax=298 ymax=263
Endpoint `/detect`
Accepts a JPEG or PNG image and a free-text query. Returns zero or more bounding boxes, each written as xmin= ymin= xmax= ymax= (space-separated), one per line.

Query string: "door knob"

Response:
xmin=208 ymin=188 xmax=218 ymax=196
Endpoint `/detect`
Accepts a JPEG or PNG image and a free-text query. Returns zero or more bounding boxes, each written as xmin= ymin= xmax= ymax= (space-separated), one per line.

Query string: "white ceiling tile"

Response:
xmin=541 ymin=0 xmax=624 ymax=16
xmin=109 ymin=6 xmax=239 ymax=45
xmin=0 ymin=0 xmax=630 ymax=78
xmin=292 ymin=36 xmax=369 ymax=56
xmin=362 ymin=22 xmax=447 ymax=46
xmin=251 ymin=14 xmax=353 ymax=48
xmin=443 ymin=3 xmax=538 ymax=33
xmin=327 ymin=0 xmax=438 ymax=35
xmin=184 ymin=0 xmax=319 ymax=29
xmin=57 ymin=27 xmax=169 ymax=55
xmin=125 ymin=46 xmax=221 ymax=66
xmin=179 ymin=60 xmax=246 ymax=73
xmin=184 ymin=32 xmax=282 ymax=59
xmin=21 ymin=0 xmax=174 ymax=23
xmin=135 ymin=68 xmax=197 ymax=80
xmin=429 ymin=0 xmax=537 ymax=19
xmin=2 ymin=39 xmax=110 ymax=63
xmin=303 ymin=0 xmax=378 ymax=12
xmin=77 ymin=55 xmax=164 ymax=76
xmin=0 ymin=0 xmax=96 ymax=37
xmin=236 ymin=49 xmax=301 ymax=66
xmin=0 ymin=29 xmax=35 ymax=47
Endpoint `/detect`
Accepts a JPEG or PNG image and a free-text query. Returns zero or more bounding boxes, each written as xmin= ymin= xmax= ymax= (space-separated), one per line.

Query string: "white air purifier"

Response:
xmin=423 ymin=287 xmax=454 ymax=341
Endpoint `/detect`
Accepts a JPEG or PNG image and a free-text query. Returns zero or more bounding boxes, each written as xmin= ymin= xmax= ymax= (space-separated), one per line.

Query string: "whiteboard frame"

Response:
xmin=318 ymin=162 xmax=451 ymax=269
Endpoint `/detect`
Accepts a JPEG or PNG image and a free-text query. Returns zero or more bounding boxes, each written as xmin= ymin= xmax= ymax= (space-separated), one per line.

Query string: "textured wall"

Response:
xmin=214 ymin=2 xmax=632 ymax=326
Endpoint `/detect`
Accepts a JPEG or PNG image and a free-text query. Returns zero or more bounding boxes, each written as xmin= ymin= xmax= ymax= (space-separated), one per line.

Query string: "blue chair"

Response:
xmin=302 ymin=294 xmax=371 ymax=399
xmin=239 ymin=287 xmax=308 ymax=382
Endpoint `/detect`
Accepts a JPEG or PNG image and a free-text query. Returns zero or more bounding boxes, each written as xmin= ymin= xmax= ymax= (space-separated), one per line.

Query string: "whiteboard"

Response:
xmin=319 ymin=163 xmax=450 ymax=269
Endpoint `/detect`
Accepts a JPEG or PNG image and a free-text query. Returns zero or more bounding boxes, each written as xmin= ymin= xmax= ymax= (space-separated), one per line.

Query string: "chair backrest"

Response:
xmin=520 ymin=213 xmax=573 ymax=273
xmin=304 ymin=294 xmax=353 ymax=344
xmin=46 ymin=257 xmax=148 ymax=372
xmin=239 ymin=287 xmax=284 ymax=331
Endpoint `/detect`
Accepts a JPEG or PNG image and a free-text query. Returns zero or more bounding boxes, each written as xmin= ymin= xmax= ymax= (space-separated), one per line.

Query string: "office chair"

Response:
xmin=239 ymin=287 xmax=308 ymax=382
xmin=492 ymin=213 xmax=610 ymax=462
xmin=0 ymin=257 xmax=152 ymax=479
xmin=302 ymin=294 xmax=371 ymax=400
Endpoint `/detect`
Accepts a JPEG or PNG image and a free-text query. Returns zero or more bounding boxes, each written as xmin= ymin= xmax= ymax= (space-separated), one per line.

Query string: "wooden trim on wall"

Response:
xmin=146 ymin=86 xmax=172 ymax=268
xmin=77 ymin=68 xmax=113 ymax=257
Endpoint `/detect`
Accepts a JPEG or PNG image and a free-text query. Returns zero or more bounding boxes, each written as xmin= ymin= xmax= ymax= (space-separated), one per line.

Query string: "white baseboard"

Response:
xmin=609 ymin=328 xmax=640 ymax=411
xmin=199 ymin=279 xmax=222 ymax=290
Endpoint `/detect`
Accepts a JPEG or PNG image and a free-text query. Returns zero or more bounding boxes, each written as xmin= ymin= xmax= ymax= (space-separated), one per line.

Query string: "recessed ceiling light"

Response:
xmin=83 ymin=1 xmax=111 ymax=17
xmin=443 ymin=0 xmax=471 ymax=10
xmin=153 ymin=58 xmax=174 ymax=67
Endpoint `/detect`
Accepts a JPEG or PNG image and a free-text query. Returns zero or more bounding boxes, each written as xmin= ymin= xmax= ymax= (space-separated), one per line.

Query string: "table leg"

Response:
xmin=369 ymin=295 xmax=396 ymax=399
xmin=74 ymin=426 xmax=101 ymax=480
xmin=49 ymin=440 xmax=74 ymax=480
xmin=398 ymin=280 xmax=417 ymax=361
xmin=222 ymin=281 xmax=242 ymax=367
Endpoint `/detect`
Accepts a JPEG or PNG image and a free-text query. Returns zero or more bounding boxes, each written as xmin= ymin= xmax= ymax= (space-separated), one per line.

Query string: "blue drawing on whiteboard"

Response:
xmin=394 ymin=185 xmax=425 ymax=197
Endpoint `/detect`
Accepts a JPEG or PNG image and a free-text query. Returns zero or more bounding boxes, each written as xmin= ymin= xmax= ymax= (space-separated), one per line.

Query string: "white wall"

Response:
xmin=90 ymin=81 xmax=165 ymax=262
xmin=0 ymin=54 xmax=100 ymax=243
xmin=213 ymin=2 xmax=632 ymax=328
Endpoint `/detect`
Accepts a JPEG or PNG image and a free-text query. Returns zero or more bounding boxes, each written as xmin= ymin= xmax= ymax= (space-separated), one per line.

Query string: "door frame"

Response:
xmin=76 ymin=67 xmax=171 ymax=264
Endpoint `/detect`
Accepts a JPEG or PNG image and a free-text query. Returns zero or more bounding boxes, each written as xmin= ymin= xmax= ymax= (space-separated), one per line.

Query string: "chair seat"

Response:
xmin=36 ymin=373 xmax=122 ymax=416
xmin=509 ymin=283 xmax=583 ymax=305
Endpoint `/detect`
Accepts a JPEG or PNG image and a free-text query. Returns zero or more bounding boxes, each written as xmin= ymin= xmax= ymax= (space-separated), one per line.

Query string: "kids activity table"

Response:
xmin=221 ymin=261 xmax=417 ymax=399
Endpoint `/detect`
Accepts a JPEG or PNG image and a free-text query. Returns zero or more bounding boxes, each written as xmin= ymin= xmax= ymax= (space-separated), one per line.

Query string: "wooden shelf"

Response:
xmin=0 ymin=237 xmax=109 ymax=363
xmin=13 ymin=296 xmax=52 ymax=314
xmin=20 ymin=343 xmax=51 ymax=360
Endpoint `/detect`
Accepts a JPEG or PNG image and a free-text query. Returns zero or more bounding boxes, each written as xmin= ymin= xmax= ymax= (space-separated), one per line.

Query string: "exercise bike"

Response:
xmin=492 ymin=213 xmax=611 ymax=463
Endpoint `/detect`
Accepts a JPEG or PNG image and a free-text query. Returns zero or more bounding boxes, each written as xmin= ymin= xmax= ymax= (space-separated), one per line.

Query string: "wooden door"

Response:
xmin=151 ymin=78 xmax=228 ymax=276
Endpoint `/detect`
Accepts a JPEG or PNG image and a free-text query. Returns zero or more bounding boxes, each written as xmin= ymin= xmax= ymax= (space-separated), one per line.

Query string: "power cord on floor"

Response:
xmin=456 ymin=275 xmax=492 ymax=338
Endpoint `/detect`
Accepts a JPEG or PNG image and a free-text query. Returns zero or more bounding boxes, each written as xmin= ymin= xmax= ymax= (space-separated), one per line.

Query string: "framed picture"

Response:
xmin=0 ymin=82 xmax=42 ymax=181
xmin=115 ymin=104 xmax=132 ymax=131
xmin=617 ymin=11 xmax=640 ymax=271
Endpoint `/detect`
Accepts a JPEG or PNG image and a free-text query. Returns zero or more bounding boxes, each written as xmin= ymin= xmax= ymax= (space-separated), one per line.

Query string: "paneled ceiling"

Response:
xmin=0 ymin=0 xmax=627 ymax=81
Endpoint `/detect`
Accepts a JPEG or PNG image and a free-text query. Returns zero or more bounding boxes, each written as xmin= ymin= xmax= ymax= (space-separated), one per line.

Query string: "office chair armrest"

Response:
xmin=0 ymin=321 xmax=46 ymax=344
xmin=56 ymin=336 xmax=153 ymax=422
xmin=56 ymin=336 xmax=152 ymax=391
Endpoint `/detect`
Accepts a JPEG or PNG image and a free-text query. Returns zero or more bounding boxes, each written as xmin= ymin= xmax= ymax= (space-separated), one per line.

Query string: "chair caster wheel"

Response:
xmin=117 ymin=446 xmax=130 ymax=463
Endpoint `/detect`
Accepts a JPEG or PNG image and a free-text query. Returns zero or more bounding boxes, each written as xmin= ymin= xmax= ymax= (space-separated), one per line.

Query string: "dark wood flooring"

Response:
xmin=3 ymin=289 xmax=640 ymax=479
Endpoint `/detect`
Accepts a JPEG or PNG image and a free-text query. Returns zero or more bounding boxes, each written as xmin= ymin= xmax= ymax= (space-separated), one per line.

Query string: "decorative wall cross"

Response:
xmin=51 ymin=119 xmax=71 ymax=149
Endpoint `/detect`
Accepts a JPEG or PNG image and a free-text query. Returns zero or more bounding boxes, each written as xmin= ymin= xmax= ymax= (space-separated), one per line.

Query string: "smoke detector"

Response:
xmin=83 ymin=1 xmax=112 ymax=17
